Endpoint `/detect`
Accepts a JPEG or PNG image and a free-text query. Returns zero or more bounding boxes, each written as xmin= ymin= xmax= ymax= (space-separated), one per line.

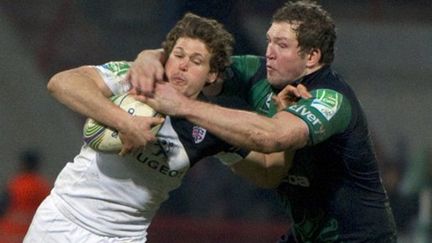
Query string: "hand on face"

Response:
xmin=127 ymin=50 xmax=165 ymax=97
xmin=272 ymin=84 xmax=312 ymax=111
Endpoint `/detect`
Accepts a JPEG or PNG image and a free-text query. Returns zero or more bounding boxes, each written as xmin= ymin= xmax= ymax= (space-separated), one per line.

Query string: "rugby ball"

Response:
xmin=82 ymin=93 xmax=161 ymax=153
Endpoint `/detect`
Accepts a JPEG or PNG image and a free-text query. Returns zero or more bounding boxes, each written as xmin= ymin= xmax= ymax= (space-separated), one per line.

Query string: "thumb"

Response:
xmin=279 ymin=85 xmax=300 ymax=99
xmin=297 ymin=84 xmax=312 ymax=99
xmin=131 ymin=94 xmax=147 ymax=103
xmin=151 ymin=115 xmax=165 ymax=126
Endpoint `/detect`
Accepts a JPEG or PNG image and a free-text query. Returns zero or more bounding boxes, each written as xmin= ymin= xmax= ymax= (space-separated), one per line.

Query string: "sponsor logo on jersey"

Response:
xmin=192 ymin=126 xmax=207 ymax=144
xmin=310 ymin=89 xmax=343 ymax=121
xmin=158 ymin=138 xmax=175 ymax=155
xmin=134 ymin=142 xmax=185 ymax=178
xmin=135 ymin=152 xmax=185 ymax=178
xmin=289 ymin=104 xmax=323 ymax=127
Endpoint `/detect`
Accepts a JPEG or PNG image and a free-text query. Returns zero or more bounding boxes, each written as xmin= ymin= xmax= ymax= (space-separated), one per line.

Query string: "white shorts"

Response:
xmin=23 ymin=196 xmax=146 ymax=243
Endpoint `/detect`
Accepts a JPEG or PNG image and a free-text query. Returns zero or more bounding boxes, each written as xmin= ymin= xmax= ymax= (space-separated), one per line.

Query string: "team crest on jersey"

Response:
xmin=192 ymin=126 xmax=207 ymax=144
xmin=310 ymin=89 xmax=343 ymax=121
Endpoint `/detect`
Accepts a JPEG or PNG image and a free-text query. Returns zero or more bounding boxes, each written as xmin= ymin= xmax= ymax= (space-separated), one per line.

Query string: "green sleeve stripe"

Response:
xmin=286 ymin=89 xmax=352 ymax=145
xmin=101 ymin=61 xmax=131 ymax=76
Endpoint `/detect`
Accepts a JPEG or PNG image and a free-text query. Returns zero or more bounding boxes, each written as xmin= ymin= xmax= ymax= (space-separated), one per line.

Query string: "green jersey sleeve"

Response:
xmin=285 ymin=89 xmax=352 ymax=145
xmin=221 ymin=55 xmax=263 ymax=97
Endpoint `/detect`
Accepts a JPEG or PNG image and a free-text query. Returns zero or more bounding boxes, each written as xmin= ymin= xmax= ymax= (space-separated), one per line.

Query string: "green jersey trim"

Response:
xmin=221 ymin=55 xmax=262 ymax=96
xmin=95 ymin=61 xmax=132 ymax=95
xmin=286 ymin=89 xmax=352 ymax=145
xmin=101 ymin=61 xmax=131 ymax=76
xmin=231 ymin=55 xmax=261 ymax=81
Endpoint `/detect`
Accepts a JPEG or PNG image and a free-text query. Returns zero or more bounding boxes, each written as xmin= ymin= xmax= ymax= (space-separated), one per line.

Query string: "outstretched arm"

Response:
xmin=48 ymin=66 xmax=121 ymax=128
xmin=142 ymin=82 xmax=309 ymax=153
xmin=48 ymin=66 xmax=163 ymax=155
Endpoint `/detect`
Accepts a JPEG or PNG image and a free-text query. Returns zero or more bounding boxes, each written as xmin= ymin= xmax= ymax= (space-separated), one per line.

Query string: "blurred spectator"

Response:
xmin=373 ymin=133 xmax=418 ymax=239
xmin=400 ymin=146 xmax=432 ymax=242
xmin=0 ymin=149 xmax=51 ymax=243
xmin=381 ymin=161 xmax=418 ymax=234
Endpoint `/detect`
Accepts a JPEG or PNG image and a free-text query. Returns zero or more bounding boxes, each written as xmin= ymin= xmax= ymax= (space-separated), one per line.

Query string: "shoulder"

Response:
xmin=229 ymin=55 xmax=266 ymax=79
xmin=221 ymin=55 xmax=267 ymax=97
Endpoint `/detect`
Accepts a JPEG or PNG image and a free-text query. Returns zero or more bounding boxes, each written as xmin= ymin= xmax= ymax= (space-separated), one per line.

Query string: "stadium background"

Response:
xmin=0 ymin=0 xmax=431 ymax=242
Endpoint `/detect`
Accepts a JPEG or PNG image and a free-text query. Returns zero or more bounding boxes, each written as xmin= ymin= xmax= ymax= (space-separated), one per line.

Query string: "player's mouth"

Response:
xmin=266 ymin=65 xmax=275 ymax=73
xmin=170 ymin=75 xmax=187 ymax=86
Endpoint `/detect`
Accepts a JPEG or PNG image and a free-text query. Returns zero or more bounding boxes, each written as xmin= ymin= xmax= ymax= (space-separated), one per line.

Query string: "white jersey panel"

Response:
xmin=43 ymin=61 xmax=247 ymax=239
xmin=51 ymin=117 xmax=190 ymax=237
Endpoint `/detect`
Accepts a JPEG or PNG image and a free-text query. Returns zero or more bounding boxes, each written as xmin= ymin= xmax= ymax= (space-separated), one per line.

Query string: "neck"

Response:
xmin=304 ymin=64 xmax=324 ymax=76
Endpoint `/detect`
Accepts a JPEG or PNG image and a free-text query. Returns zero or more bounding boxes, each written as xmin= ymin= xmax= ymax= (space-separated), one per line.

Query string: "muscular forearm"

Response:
xmin=47 ymin=67 xmax=130 ymax=130
xmin=231 ymin=151 xmax=291 ymax=188
xmin=177 ymin=98 xmax=305 ymax=153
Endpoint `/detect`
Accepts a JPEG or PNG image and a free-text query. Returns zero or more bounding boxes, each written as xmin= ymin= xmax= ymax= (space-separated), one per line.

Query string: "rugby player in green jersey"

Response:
xmin=129 ymin=1 xmax=397 ymax=242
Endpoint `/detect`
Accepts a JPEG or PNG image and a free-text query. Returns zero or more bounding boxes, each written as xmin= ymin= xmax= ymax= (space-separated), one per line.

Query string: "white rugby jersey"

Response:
xmin=49 ymin=61 xmax=248 ymax=239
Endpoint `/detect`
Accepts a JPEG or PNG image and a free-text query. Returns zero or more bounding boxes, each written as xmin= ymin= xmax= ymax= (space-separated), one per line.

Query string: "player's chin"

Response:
xmin=172 ymin=84 xmax=190 ymax=97
xmin=267 ymin=76 xmax=286 ymax=89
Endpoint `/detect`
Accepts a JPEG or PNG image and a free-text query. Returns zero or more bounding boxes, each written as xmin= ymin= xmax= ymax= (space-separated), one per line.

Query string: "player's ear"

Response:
xmin=206 ymin=72 xmax=218 ymax=84
xmin=306 ymin=48 xmax=321 ymax=68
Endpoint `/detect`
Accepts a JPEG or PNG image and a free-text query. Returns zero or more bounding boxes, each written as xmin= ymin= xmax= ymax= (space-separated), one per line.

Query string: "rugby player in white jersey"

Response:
xmin=24 ymin=13 xmax=287 ymax=242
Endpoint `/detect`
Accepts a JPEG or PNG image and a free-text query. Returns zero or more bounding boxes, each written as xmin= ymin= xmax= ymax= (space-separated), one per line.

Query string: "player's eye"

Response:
xmin=191 ymin=58 xmax=203 ymax=65
xmin=173 ymin=51 xmax=184 ymax=58
xmin=278 ymin=42 xmax=288 ymax=48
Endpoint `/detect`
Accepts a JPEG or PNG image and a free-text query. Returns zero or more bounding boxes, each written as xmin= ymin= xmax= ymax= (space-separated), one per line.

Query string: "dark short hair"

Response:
xmin=162 ymin=13 xmax=234 ymax=76
xmin=272 ymin=0 xmax=336 ymax=64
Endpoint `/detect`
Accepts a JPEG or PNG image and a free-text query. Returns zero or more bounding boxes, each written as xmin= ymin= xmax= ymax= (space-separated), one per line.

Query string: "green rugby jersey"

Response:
xmin=222 ymin=55 xmax=397 ymax=242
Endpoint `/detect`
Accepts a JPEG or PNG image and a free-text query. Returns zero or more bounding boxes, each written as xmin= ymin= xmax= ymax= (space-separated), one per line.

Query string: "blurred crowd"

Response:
xmin=1 ymin=0 xmax=431 ymax=241
xmin=0 ymin=150 xmax=51 ymax=243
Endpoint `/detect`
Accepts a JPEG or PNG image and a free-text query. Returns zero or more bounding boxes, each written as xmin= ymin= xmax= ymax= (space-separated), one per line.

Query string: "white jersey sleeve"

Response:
xmin=94 ymin=61 xmax=132 ymax=95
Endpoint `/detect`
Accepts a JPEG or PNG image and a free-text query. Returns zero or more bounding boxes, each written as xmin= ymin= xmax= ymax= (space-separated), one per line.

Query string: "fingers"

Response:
xmin=132 ymin=94 xmax=147 ymax=103
xmin=127 ymin=68 xmax=147 ymax=95
xmin=154 ymin=67 xmax=164 ymax=83
xmin=271 ymin=95 xmax=283 ymax=111
xmin=297 ymin=84 xmax=312 ymax=99
xmin=127 ymin=65 xmax=164 ymax=97
xmin=278 ymin=84 xmax=312 ymax=101
xmin=273 ymin=84 xmax=312 ymax=112
xmin=118 ymin=133 xmax=157 ymax=156
xmin=119 ymin=144 xmax=133 ymax=156
xmin=279 ymin=85 xmax=300 ymax=100
xmin=150 ymin=116 xmax=165 ymax=126
xmin=117 ymin=116 xmax=163 ymax=157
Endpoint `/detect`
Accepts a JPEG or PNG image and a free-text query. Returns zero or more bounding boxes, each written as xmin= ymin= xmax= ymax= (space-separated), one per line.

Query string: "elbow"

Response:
xmin=47 ymin=72 xmax=66 ymax=96
xmin=250 ymin=126 xmax=308 ymax=153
